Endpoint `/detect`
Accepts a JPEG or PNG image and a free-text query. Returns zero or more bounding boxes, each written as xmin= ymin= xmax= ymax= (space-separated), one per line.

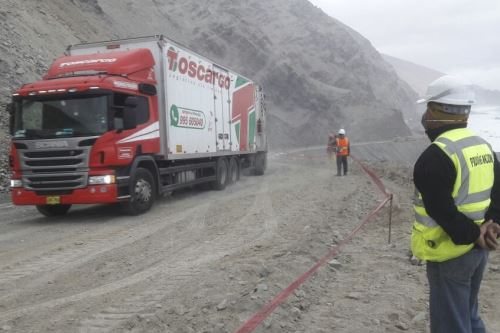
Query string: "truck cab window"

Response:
xmin=13 ymin=94 xmax=109 ymax=139
xmin=113 ymin=93 xmax=149 ymax=129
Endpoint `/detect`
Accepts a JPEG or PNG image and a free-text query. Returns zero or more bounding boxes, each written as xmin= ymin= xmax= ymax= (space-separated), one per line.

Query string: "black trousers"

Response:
xmin=336 ymin=155 xmax=348 ymax=175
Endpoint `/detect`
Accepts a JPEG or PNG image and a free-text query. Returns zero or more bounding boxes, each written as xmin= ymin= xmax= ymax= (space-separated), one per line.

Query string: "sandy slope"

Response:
xmin=0 ymin=146 xmax=498 ymax=333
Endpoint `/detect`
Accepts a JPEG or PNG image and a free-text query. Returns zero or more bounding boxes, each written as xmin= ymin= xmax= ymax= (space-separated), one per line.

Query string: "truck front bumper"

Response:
xmin=11 ymin=185 xmax=119 ymax=205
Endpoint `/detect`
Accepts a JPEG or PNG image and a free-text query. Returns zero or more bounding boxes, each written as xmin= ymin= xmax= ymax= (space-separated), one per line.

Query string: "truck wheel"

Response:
xmin=121 ymin=167 xmax=156 ymax=215
xmin=254 ymin=152 xmax=267 ymax=176
xmin=36 ymin=204 xmax=72 ymax=217
xmin=228 ymin=157 xmax=240 ymax=184
xmin=210 ymin=157 xmax=228 ymax=190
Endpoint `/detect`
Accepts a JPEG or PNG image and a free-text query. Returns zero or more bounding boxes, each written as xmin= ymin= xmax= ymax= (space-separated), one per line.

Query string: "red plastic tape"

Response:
xmin=350 ymin=155 xmax=390 ymax=198
xmin=234 ymin=155 xmax=392 ymax=333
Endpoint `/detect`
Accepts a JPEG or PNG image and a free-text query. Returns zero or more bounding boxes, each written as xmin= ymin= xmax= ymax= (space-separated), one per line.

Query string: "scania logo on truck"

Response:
xmin=35 ymin=141 xmax=69 ymax=149
xmin=167 ymin=47 xmax=230 ymax=89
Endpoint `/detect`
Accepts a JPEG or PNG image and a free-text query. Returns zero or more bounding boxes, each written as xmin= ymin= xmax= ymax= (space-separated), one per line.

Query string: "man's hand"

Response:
xmin=476 ymin=220 xmax=497 ymax=250
xmin=485 ymin=222 xmax=500 ymax=250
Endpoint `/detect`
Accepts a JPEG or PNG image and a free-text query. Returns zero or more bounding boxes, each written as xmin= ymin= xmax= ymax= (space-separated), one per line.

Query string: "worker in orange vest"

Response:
xmin=335 ymin=128 xmax=350 ymax=176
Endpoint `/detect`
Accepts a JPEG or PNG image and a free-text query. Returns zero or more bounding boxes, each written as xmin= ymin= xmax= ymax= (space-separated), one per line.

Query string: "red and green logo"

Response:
xmin=167 ymin=47 xmax=230 ymax=89
xmin=170 ymin=104 xmax=206 ymax=129
xmin=232 ymin=77 xmax=256 ymax=151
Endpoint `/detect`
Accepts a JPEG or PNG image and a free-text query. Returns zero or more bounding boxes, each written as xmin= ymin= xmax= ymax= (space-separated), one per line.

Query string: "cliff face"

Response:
xmin=0 ymin=0 xmax=417 ymax=181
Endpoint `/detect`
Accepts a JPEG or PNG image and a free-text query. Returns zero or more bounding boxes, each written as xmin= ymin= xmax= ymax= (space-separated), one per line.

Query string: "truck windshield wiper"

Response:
xmin=55 ymin=129 xmax=74 ymax=136
xmin=14 ymin=129 xmax=67 ymax=139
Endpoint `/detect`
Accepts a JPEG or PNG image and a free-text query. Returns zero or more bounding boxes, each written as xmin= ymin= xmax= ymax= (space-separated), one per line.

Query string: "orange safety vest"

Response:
xmin=336 ymin=137 xmax=349 ymax=156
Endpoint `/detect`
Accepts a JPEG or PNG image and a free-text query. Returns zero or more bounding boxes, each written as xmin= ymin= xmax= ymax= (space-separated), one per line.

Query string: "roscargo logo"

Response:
xmin=167 ymin=47 xmax=230 ymax=89
xmin=35 ymin=141 xmax=69 ymax=149
xmin=59 ymin=58 xmax=117 ymax=68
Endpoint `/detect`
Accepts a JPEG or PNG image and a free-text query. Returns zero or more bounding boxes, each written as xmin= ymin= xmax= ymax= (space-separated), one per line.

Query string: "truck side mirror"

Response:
xmin=122 ymin=97 xmax=138 ymax=130
xmin=138 ymin=83 xmax=157 ymax=96
xmin=6 ymin=103 xmax=14 ymax=135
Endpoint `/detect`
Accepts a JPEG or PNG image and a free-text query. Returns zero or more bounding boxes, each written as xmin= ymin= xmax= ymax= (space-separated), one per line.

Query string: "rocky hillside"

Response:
xmin=0 ymin=0 xmax=418 ymax=188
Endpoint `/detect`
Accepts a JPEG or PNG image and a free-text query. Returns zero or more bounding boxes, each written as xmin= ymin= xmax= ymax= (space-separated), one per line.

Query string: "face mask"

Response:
xmin=421 ymin=106 xmax=468 ymax=132
xmin=421 ymin=111 xmax=430 ymax=131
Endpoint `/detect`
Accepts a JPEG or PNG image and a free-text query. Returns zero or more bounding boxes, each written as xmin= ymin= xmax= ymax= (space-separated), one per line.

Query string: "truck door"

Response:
xmin=214 ymin=65 xmax=231 ymax=151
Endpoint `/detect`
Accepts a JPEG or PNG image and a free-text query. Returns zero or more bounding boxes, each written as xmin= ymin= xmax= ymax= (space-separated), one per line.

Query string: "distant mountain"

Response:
xmin=473 ymin=85 xmax=500 ymax=107
xmin=383 ymin=54 xmax=500 ymax=107
xmin=382 ymin=54 xmax=443 ymax=96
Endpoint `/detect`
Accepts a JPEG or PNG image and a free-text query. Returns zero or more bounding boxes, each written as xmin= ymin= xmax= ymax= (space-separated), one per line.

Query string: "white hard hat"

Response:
xmin=417 ymin=75 xmax=475 ymax=106
xmin=338 ymin=129 xmax=346 ymax=135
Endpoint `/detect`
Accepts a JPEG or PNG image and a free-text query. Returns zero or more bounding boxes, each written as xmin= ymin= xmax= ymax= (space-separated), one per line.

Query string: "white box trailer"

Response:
xmin=68 ymin=35 xmax=267 ymax=160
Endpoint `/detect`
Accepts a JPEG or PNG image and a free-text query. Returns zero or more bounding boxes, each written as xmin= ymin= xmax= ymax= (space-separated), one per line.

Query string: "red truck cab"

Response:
xmin=9 ymin=48 xmax=160 ymax=216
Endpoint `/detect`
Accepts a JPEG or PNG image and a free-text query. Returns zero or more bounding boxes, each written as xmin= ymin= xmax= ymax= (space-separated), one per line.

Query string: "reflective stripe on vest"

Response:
xmin=411 ymin=128 xmax=494 ymax=262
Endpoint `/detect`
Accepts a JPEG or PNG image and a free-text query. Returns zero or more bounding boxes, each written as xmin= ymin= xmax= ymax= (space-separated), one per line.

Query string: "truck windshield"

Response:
xmin=13 ymin=94 xmax=109 ymax=139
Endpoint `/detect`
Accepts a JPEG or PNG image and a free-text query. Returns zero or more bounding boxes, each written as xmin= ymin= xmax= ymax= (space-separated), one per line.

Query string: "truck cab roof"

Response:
xmin=44 ymin=48 xmax=156 ymax=82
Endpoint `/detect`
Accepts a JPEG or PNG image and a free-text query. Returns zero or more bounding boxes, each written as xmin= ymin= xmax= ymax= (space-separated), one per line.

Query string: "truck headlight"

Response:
xmin=88 ymin=175 xmax=115 ymax=185
xmin=10 ymin=179 xmax=22 ymax=188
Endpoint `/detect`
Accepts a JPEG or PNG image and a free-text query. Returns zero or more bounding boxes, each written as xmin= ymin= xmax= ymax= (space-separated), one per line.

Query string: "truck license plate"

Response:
xmin=46 ymin=196 xmax=61 ymax=205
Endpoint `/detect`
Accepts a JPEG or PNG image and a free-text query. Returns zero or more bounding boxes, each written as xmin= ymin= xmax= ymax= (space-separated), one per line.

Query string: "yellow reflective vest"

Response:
xmin=411 ymin=128 xmax=495 ymax=262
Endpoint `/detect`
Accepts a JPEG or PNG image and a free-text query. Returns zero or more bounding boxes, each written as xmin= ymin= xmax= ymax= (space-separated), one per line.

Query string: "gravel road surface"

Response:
xmin=0 ymin=145 xmax=498 ymax=333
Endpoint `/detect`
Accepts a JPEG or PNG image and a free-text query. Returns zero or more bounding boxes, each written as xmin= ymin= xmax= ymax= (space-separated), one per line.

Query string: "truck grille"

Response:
xmin=24 ymin=150 xmax=84 ymax=158
xmin=25 ymin=159 xmax=83 ymax=167
xmin=24 ymin=172 xmax=87 ymax=191
xmin=16 ymin=139 xmax=93 ymax=192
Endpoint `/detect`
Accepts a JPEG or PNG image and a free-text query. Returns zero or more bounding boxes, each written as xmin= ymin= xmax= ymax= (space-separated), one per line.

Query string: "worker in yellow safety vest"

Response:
xmin=334 ymin=129 xmax=349 ymax=176
xmin=412 ymin=75 xmax=500 ymax=333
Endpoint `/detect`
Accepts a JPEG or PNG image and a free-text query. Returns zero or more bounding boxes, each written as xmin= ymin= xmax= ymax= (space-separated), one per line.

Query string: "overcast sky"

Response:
xmin=309 ymin=0 xmax=500 ymax=91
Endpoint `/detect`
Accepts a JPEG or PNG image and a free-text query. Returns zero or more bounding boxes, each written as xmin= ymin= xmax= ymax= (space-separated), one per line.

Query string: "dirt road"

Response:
xmin=0 ymin=148 xmax=498 ymax=333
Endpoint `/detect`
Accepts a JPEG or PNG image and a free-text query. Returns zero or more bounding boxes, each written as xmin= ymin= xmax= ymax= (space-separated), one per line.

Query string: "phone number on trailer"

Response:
xmin=179 ymin=115 xmax=204 ymax=128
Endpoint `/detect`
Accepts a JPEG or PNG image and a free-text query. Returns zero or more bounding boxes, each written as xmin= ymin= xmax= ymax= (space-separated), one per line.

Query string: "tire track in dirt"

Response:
xmin=0 ymin=204 xmax=212 ymax=322
xmin=0 ymin=203 xmax=14 ymax=210
xmin=0 ymin=204 xmax=208 ymax=297
xmin=0 ymin=175 xmax=282 ymax=291
xmin=0 ymin=179 xmax=266 ymax=291
xmin=77 ymin=180 xmax=280 ymax=333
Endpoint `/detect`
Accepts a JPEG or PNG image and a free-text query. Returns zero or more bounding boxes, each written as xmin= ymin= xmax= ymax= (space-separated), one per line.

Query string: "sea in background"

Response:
xmin=468 ymin=105 xmax=500 ymax=152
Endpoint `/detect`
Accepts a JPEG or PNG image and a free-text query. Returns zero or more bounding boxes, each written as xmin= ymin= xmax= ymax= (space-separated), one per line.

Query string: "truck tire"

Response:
xmin=254 ymin=152 xmax=267 ymax=175
xmin=228 ymin=157 xmax=240 ymax=184
xmin=210 ymin=157 xmax=228 ymax=190
xmin=121 ymin=167 xmax=156 ymax=215
xmin=36 ymin=204 xmax=72 ymax=217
